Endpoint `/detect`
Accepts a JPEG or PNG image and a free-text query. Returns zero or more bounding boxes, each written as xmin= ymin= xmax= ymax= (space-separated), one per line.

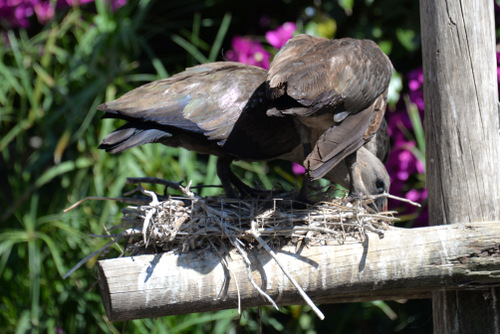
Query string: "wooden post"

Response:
xmin=420 ymin=0 xmax=500 ymax=332
xmin=98 ymin=222 xmax=500 ymax=322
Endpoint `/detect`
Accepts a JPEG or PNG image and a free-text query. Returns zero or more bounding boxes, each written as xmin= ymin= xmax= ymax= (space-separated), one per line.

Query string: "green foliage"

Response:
xmin=0 ymin=0 xmax=430 ymax=332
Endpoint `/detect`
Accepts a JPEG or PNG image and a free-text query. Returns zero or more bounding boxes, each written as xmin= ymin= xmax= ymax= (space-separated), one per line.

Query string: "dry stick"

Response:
xmin=208 ymin=239 xmax=242 ymax=315
xmin=142 ymin=209 xmax=154 ymax=247
xmin=102 ymin=223 xmax=124 ymax=255
xmin=63 ymin=196 xmax=149 ymax=213
xmin=126 ymin=177 xmax=183 ymax=189
xmin=126 ymin=176 xmax=223 ymax=191
xmin=232 ymin=237 xmax=279 ymax=310
xmin=249 ymin=221 xmax=326 ymax=320
xmin=63 ymin=236 xmax=125 ymax=279
xmin=369 ymin=192 xmax=422 ymax=207
xmin=198 ymin=200 xmax=280 ymax=310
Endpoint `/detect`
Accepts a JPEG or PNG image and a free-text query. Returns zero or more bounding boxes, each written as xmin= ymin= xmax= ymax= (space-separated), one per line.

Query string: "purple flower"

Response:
xmin=406 ymin=188 xmax=427 ymax=203
xmin=58 ymin=0 xmax=95 ymax=6
xmin=13 ymin=4 xmax=33 ymax=28
xmin=385 ymin=66 xmax=427 ymax=225
xmin=265 ymin=22 xmax=296 ymax=49
xmin=108 ymin=0 xmax=126 ymax=10
xmin=386 ymin=141 xmax=422 ymax=186
xmin=0 ymin=0 xmax=126 ymax=28
xmin=407 ymin=68 xmax=424 ymax=112
xmin=226 ymin=36 xmax=271 ymax=69
xmin=292 ymin=162 xmax=305 ymax=175
xmin=34 ymin=1 xmax=54 ymax=24
xmin=407 ymin=68 xmax=423 ymax=92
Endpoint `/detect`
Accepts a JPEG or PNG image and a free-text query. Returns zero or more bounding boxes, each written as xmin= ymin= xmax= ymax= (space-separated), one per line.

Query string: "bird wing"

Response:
xmin=266 ymin=35 xmax=393 ymax=117
xmin=305 ymin=91 xmax=388 ymax=180
xmin=304 ymin=106 xmax=374 ymax=180
xmin=99 ymin=62 xmax=267 ymax=144
xmin=363 ymin=104 xmax=391 ymax=163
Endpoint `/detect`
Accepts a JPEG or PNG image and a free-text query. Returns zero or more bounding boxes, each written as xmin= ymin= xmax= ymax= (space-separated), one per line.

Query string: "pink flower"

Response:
xmin=226 ymin=36 xmax=271 ymax=69
xmin=292 ymin=162 xmax=305 ymax=175
xmin=407 ymin=68 xmax=423 ymax=92
xmin=265 ymin=22 xmax=296 ymax=49
xmin=59 ymin=0 xmax=95 ymax=6
xmin=13 ymin=4 xmax=33 ymax=28
xmin=34 ymin=1 xmax=54 ymax=24
xmin=0 ymin=0 xmax=126 ymax=28
xmin=108 ymin=0 xmax=126 ymax=10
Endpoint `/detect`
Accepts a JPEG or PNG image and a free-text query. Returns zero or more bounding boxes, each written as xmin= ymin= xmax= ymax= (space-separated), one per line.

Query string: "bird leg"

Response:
xmin=216 ymin=157 xmax=272 ymax=198
xmin=344 ymin=151 xmax=360 ymax=200
xmin=216 ymin=156 xmax=238 ymax=198
xmin=292 ymin=117 xmax=315 ymax=203
xmin=296 ymin=142 xmax=312 ymax=203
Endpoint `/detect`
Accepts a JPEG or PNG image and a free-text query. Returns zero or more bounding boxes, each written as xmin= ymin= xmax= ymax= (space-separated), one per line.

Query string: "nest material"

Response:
xmin=65 ymin=177 xmax=409 ymax=319
xmin=121 ymin=189 xmax=396 ymax=256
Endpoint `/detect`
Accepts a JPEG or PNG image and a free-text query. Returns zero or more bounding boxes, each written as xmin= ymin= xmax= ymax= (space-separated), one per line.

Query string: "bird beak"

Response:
xmin=373 ymin=196 xmax=388 ymax=213
xmin=375 ymin=197 xmax=388 ymax=212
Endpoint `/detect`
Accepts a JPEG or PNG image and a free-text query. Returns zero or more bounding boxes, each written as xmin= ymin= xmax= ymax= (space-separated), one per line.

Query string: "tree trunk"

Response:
xmin=420 ymin=0 xmax=500 ymax=332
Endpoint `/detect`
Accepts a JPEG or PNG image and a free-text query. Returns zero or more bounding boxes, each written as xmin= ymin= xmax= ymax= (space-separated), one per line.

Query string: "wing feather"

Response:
xmin=99 ymin=62 xmax=267 ymax=145
xmin=267 ymin=35 xmax=393 ymax=116
xmin=304 ymin=106 xmax=374 ymax=180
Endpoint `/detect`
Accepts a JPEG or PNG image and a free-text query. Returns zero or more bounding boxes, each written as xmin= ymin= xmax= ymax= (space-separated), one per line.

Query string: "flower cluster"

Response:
xmin=225 ymin=21 xmax=296 ymax=70
xmin=0 ymin=0 xmax=126 ymax=29
xmin=225 ymin=36 xmax=271 ymax=69
xmin=386 ymin=68 xmax=427 ymax=225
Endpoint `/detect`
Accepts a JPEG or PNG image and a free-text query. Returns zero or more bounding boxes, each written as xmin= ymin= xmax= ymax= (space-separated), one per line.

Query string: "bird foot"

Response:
xmin=342 ymin=192 xmax=362 ymax=206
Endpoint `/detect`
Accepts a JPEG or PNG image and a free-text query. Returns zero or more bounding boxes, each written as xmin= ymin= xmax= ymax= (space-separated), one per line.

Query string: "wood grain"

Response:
xmin=420 ymin=0 xmax=500 ymax=332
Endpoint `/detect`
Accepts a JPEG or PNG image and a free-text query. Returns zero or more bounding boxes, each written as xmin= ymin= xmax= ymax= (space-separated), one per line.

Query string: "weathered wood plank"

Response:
xmin=420 ymin=0 xmax=500 ymax=332
xmin=99 ymin=221 xmax=500 ymax=322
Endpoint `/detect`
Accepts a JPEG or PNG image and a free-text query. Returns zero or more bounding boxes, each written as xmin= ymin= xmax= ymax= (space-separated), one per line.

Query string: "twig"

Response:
xmin=126 ymin=177 xmax=183 ymax=189
xmin=102 ymin=224 xmax=124 ymax=255
xmin=63 ymin=236 xmax=124 ymax=279
xmin=369 ymin=192 xmax=422 ymax=207
xmin=201 ymin=199 xmax=279 ymax=310
xmin=250 ymin=221 xmax=325 ymax=320
xmin=233 ymin=238 xmax=279 ymax=310
xmin=68 ymin=177 xmax=398 ymax=321
xmin=63 ymin=196 xmax=149 ymax=213
xmin=209 ymin=240 xmax=242 ymax=315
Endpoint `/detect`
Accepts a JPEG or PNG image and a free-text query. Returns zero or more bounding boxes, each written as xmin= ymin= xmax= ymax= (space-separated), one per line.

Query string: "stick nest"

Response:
xmin=115 ymin=178 xmax=397 ymax=256
xmin=66 ymin=177 xmax=405 ymax=318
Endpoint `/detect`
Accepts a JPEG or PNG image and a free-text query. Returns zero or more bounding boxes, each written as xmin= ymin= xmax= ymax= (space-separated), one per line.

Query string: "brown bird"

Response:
xmin=281 ymin=121 xmax=391 ymax=210
xmin=99 ymin=61 xmax=391 ymax=208
xmin=98 ymin=62 xmax=299 ymax=197
xmin=266 ymin=34 xmax=393 ymax=195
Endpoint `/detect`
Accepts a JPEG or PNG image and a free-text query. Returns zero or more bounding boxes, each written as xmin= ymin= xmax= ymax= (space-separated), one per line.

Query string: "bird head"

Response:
xmin=351 ymin=147 xmax=390 ymax=212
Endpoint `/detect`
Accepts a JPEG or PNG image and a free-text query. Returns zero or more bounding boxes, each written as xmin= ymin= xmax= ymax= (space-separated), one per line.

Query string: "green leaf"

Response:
xmin=171 ymin=34 xmax=209 ymax=64
xmin=208 ymin=12 xmax=232 ymax=62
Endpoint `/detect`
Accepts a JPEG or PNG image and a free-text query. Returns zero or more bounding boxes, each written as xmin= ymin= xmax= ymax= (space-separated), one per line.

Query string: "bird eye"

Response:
xmin=375 ymin=179 xmax=385 ymax=193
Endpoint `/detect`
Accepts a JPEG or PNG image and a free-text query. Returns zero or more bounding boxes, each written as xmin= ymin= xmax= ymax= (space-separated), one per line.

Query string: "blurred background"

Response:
xmin=1 ymin=0 xmax=497 ymax=332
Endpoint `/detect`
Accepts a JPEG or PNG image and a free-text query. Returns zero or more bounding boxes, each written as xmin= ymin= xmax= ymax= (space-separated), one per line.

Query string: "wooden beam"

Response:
xmin=98 ymin=221 xmax=500 ymax=322
xmin=420 ymin=0 xmax=500 ymax=332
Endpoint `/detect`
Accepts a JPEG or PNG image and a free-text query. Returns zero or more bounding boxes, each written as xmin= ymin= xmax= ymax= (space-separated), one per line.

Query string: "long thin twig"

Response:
xmin=250 ymin=221 xmax=325 ymax=320
xmin=233 ymin=237 xmax=279 ymax=310
xmin=369 ymin=192 xmax=422 ymax=207
xmin=209 ymin=239 xmax=242 ymax=315
xmin=63 ymin=196 xmax=149 ymax=213
xmin=63 ymin=236 xmax=125 ymax=279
